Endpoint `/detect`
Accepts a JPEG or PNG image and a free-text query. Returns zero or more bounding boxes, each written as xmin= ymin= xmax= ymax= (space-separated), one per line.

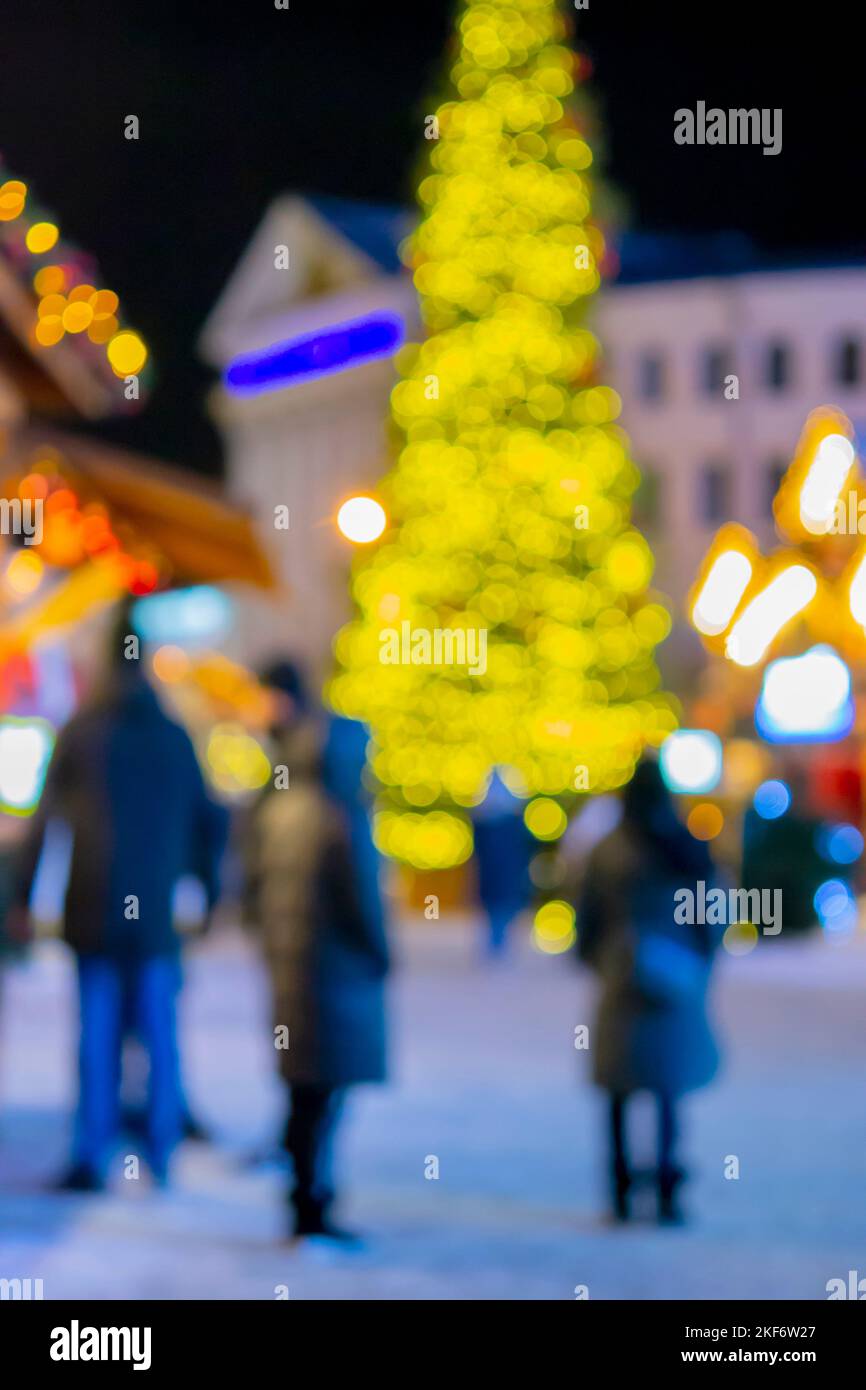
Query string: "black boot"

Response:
xmin=53 ymin=1162 xmax=105 ymax=1193
xmin=610 ymin=1160 xmax=632 ymax=1223
xmin=657 ymin=1165 xmax=686 ymax=1225
xmin=289 ymin=1195 xmax=361 ymax=1245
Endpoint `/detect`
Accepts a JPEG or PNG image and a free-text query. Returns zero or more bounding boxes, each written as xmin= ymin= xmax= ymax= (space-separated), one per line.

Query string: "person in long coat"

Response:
xmin=10 ymin=603 xmax=228 ymax=1189
xmin=245 ymin=705 xmax=389 ymax=1240
xmin=574 ymin=759 xmax=722 ymax=1223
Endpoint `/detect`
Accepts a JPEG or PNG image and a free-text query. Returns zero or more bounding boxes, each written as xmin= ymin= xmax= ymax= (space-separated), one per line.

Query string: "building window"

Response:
xmin=766 ymin=457 xmax=787 ymax=517
xmin=701 ymin=345 xmax=733 ymax=395
xmin=637 ymin=351 xmax=665 ymax=402
xmin=633 ymin=468 xmax=661 ymax=528
xmin=833 ymin=336 xmax=861 ymax=387
xmin=699 ymin=463 xmax=730 ymax=525
xmin=765 ymin=341 xmax=792 ymax=392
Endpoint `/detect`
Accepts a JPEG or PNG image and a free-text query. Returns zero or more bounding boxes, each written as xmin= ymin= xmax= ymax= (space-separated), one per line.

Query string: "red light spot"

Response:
xmin=129 ymin=560 xmax=158 ymax=595
xmin=45 ymin=488 xmax=78 ymax=514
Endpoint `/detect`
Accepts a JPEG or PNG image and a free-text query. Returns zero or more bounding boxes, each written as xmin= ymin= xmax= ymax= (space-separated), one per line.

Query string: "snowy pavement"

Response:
xmin=1 ymin=919 xmax=864 ymax=1300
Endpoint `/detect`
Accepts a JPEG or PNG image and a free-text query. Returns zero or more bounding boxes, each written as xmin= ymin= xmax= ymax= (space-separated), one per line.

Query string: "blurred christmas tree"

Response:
xmin=329 ymin=0 xmax=675 ymax=870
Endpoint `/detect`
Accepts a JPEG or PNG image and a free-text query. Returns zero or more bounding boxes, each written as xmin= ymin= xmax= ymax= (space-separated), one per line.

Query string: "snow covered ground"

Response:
xmin=1 ymin=919 xmax=864 ymax=1300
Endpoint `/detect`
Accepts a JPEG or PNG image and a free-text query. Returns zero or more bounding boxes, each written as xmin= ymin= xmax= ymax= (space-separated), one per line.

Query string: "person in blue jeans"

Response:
xmin=73 ymin=956 xmax=184 ymax=1184
xmin=10 ymin=599 xmax=228 ymax=1190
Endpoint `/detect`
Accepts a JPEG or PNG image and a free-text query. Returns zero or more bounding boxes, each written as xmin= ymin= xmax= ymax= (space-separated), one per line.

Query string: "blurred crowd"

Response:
xmin=0 ymin=597 xmax=846 ymax=1240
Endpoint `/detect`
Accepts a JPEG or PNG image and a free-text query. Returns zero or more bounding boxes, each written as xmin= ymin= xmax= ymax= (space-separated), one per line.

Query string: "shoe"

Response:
xmin=292 ymin=1218 xmax=363 ymax=1246
xmin=290 ymin=1198 xmax=362 ymax=1245
xmin=120 ymin=1106 xmax=148 ymax=1139
xmin=182 ymin=1113 xmax=211 ymax=1143
xmin=53 ymin=1163 xmax=105 ymax=1193
xmin=610 ymin=1161 xmax=632 ymax=1222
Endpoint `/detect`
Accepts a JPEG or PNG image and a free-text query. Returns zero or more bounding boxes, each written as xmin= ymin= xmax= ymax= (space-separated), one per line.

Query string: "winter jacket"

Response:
xmin=15 ymin=675 xmax=228 ymax=960
xmin=576 ymin=824 xmax=722 ymax=1097
xmin=245 ymin=717 xmax=388 ymax=1086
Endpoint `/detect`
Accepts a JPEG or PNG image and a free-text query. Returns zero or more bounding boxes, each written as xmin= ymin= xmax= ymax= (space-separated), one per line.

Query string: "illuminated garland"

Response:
xmin=0 ymin=167 xmax=149 ymax=385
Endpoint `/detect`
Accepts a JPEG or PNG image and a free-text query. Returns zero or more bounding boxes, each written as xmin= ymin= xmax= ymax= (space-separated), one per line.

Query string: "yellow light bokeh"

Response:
xmin=533 ymin=899 xmax=576 ymax=953
xmin=152 ymin=645 xmax=191 ymax=684
xmin=687 ymin=802 xmax=724 ymax=841
xmin=107 ymin=330 xmax=148 ymax=377
xmin=34 ymin=319 xmax=65 ymax=347
xmin=25 ymin=221 xmax=59 ymax=254
xmin=62 ymin=301 xmax=94 ymax=334
xmin=524 ymin=795 xmax=567 ymax=840
xmin=723 ymin=921 xmax=759 ymax=956
xmin=33 ymin=265 xmax=66 ymax=296
xmin=5 ymin=550 xmax=44 ymax=597
xmin=0 ymin=179 xmax=26 ymax=221
xmin=206 ymin=724 xmax=271 ymax=794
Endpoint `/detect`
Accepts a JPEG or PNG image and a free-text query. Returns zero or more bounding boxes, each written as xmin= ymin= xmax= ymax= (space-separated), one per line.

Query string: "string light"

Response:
xmin=0 ymin=160 xmax=148 ymax=383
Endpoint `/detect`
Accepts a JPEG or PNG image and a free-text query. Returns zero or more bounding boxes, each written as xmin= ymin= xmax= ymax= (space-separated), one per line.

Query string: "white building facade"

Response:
xmin=200 ymin=197 xmax=418 ymax=676
xmin=597 ymin=266 xmax=866 ymax=612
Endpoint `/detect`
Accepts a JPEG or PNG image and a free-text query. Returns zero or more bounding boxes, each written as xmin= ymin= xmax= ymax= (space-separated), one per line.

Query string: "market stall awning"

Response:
xmin=1 ymin=425 xmax=276 ymax=591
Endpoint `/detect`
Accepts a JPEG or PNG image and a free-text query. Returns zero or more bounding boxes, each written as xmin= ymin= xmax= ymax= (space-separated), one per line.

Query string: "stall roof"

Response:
xmin=1 ymin=425 xmax=276 ymax=591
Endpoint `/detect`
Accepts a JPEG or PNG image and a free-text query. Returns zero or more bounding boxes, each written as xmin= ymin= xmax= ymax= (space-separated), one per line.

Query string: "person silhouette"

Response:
xmin=574 ymin=758 xmax=723 ymax=1223
xmin=244 ymin=667 xmax=389 ymax=1242
xmin=11 ymin=598 xmax=228 ymax=1189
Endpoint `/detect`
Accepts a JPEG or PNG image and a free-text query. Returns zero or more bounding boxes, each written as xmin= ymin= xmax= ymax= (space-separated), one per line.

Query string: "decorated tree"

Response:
xmin=329 ymin=0 xmax=675 ymax=870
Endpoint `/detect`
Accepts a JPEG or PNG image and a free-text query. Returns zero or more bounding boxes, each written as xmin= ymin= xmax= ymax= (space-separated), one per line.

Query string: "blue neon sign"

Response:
xmin=225 ymin=311 xmax=405 ymax=395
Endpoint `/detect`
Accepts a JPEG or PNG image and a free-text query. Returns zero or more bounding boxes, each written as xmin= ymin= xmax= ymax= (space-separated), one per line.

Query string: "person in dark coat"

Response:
xmin=574 ymin=759 xmax=722 ymax=1223
xmin=245 ymin=694 xmax=389 ymax=1242
xmin=11 ymin=602 xmax=228 ymax=1190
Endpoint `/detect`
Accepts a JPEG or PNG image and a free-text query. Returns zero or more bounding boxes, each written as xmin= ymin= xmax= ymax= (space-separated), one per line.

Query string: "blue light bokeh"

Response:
xmin=816 ymin=822 xmax=864 ymax=866
xmin=753 ymin=779 xmax=791 ymax=820
xmin=814 ymin=878 xmax=858 ymax=936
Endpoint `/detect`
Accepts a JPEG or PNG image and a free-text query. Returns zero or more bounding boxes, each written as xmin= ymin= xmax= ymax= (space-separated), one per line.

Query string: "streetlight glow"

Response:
xmin=336 ymin=496 xmax=387 ymax=544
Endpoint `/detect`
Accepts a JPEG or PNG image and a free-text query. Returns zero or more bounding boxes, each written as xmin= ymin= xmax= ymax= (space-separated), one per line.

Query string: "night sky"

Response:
xmin=0 ymin=0 xmax=860 ymax=474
